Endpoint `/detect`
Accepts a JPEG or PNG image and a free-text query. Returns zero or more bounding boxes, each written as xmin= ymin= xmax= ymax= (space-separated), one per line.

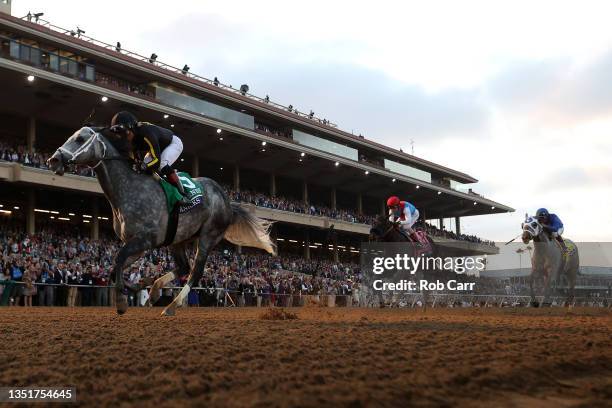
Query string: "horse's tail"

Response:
xmin=224 ymin=203 xmax=276 ymax=255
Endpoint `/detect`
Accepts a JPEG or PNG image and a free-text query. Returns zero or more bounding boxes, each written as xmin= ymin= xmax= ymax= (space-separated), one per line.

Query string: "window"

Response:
xmin=153 ymin=84 xmax=255 ymax=129
xmin=384 ymin=159 xmax=431 ymax=183
xmin=49 ymin=54 xmax=59 ymax=71
xmin=85 ymin=65 xmax=95 ymax=82
xmin=9 ymin=40 xmax=19 ymax=59
xmin=292 ymin=130 xmax=358 ymax=160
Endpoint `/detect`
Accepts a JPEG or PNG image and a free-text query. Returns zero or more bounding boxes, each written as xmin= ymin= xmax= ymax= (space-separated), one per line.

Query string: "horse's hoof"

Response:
xmin=116 ymin=294 xmax=128 ymax=315
xmin=161 ymin=307 xmax=176 ymax=317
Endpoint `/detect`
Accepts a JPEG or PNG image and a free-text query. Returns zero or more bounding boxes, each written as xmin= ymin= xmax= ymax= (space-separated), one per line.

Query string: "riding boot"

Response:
xmin=165 ymin=169 xmax=191 ymax=205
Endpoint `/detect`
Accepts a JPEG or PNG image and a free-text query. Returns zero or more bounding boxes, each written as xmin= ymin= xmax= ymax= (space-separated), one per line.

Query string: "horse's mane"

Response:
xmin=91 ymin=126 xmax=133 ymax=158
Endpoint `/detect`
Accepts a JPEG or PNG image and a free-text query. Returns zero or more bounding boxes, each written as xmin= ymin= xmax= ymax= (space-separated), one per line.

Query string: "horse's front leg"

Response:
xmin=112 ymin=239 xmax=150 ymax=315
xmin=541 ymin=267 xmax=553 ymax=307
xmin=529 ymin=273 xmax=538 ymax=307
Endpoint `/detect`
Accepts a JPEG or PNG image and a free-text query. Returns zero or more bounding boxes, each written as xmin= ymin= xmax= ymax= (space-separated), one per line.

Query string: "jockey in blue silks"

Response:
xmin=387 ymin=195 xmax=420 ymax=242
xmin=536 ymin=208 xmax=566 ymax=251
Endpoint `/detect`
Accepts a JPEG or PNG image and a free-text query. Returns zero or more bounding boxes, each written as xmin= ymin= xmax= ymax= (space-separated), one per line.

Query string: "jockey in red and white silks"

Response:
xmin=387 ymin=195 xmax=420 ymax=242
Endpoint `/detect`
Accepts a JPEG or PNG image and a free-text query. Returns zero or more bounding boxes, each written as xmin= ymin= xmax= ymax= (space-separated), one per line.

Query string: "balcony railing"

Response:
xmin=18 ymin=15 xmax=339 ymax=128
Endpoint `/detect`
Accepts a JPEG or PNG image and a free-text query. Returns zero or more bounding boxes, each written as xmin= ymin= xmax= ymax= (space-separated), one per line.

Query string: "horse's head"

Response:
xmin=369 ymin=215 xmax=392 ymax=242
xmin=47 ymin=127 xmax=108 ymax=175
xmin=521 ymin=215 xmax=542 ymax=244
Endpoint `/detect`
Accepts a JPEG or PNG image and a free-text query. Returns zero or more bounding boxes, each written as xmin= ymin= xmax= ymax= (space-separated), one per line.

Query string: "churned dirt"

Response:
xmin=0 ymin=307 xmax=610 ymax=407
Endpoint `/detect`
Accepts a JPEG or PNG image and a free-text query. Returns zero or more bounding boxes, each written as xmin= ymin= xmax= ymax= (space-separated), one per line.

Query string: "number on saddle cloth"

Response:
xmin=159 ymin=172 xmax=204 ymax=214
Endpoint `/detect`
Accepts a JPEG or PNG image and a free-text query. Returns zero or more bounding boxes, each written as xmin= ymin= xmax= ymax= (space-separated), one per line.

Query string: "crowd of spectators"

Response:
xmin=0 ymin=223 xmax=361 ymax=308
xmin=0 ymin=141 xmax=95 ymax=177
xmin=254 ymin=122 xmax=291 ymax=139
xmin=224 ymin=185 xmax=377 ymax=225
xmin=423 ymin=222 xmax=496 ymax=247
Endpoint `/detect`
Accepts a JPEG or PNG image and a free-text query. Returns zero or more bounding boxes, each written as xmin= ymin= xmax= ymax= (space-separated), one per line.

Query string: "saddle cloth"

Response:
xmin=159 ymin=172 xmax=204 ymax=214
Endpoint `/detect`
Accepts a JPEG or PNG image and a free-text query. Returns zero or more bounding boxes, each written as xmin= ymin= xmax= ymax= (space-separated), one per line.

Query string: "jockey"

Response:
xmin=535 ymin=208 xmax=566 ymax=251
xmin=387 ymin=196 xmax=420 ymax=243
xmin=110 ymin=111 xmax=191 ymax=204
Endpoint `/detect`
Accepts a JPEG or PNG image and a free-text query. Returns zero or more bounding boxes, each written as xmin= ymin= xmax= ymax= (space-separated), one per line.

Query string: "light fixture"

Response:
xmin=218 ymin=137 xmax=223 ymax=141
xmin=182 ymin=64 xmax=190 ymax=74
xmin=335 ymin=161 xmax=339 ymax=167
xmin=437 ymin=191 xmax=442 ymax=195
xmin=299 ymin=159 xmax=303 ymax=162
xmin=27 ymin=75 xmax=35 ymax=82
xmin=163 ymin=114 xmax=169 ymax=119
xmin=180 ymin=158 xmax=184 ymax=162
xmin=83 ymin=214 xmax=92 ymax=218
xmin=83 ymin=220 xmax=90 ymax=223
xmin=68 ymin=213 xmax=75 ymax=216
xmin=220 ymin=167 xmax=224 ymax=170
xmin=261 ymin=141 xmax=267 ymax=146
xmin=101 ymin=96 xmax=108 ymax=102
xmin=14 ymin=206 xmax=19 ymax=210
xmin=58 ymin=217 xmax=70 ymax=221
xmin=392 ymin=178 xmax=396 ymax=182
xmin=364 ymin=170 xmax=369 ymax=175
xmin=170 ymin=124 xmax=175 ymax=128
xmin=261 ymin=148 xmax=266 ymax=152
xmin=216 ymin=128 xmax=222 ymax=134
xmin=416 ymin=185 xmax=420 ymax=189
xmin=491 ymin=206 xmax=495 ymax=210
xmin=473 ymin=202 xmax=477 ymax=205
xmin=300 ymin=152 xmax=305 ymax=157
xmin=50 ymin=216 xmax=55 ymax=219
xmin=149 ymin=53 xmax=158 ymax=63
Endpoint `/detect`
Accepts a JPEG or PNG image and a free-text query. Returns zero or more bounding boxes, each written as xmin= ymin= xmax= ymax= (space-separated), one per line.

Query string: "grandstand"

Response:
xmin=0 ymin=7 xmax=513 ymax=268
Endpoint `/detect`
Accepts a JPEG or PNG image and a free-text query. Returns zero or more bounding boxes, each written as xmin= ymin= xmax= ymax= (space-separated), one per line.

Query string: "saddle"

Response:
xmin=157 ymin=172 xmax=204 ymax=247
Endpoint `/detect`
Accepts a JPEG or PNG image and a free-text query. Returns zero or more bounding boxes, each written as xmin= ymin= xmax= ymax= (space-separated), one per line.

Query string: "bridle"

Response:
xmin=522 ymin=216 xmax=542 ymax=241
xmin=55 ymin=127 xmax=125 ymax=169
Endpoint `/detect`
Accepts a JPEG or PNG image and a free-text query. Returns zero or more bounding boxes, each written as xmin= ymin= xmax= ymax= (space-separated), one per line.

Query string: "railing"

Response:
xmin=2 ymin=281 xmax=610 ymax=308
xmin=19 ymin=15 xmax=339 ymax=128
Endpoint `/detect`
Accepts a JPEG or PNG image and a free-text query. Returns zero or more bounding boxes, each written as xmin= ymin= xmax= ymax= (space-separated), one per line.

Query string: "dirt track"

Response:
xmin=0 ymin=307 xmax=610 ymax=407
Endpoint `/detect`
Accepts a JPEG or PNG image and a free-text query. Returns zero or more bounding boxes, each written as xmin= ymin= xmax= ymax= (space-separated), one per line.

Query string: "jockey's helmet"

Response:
xmin=111 ymin=111 xmax=138 ymax=132
xmin=387 ymin=196 xmax=400 ymax=208
xmin=536 ymin=208 xmax=549 ymax=221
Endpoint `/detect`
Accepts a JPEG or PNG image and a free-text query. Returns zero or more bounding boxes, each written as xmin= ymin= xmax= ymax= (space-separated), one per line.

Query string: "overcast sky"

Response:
xmin=13 ymin=0 xmax=612 ymax=241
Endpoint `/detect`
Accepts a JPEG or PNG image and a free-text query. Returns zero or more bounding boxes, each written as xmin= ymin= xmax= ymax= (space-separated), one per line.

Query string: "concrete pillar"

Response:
xmin=270 ymin=173 xmax=276 ymax=197
xmin=233 ymin=165 xmax=240 ymax=192
xmin=357 ymin=193 xmax=363 ymax=215
xmin=27 ymin=117 xmax=36 ymax=153
xmin=331 ymin=188 xmax=337 ymax=210
xmin=333 ymin=242 xmax=339 ymax=262
xmin=91 ymin=199 xmax=99 ymax=240
xmin=455 ymin=216 xmax=461 ymax=236
xmin=302 ymin=181 xmax=308 ymax=204
xmin=191 ymin=156 xmax=199 ymax=177
xmin=381 ymin=200 xmax=386 ymax=216
xmin=439 ymin=218 xmax=444 ymax=230
xmin=304 ymin=230 xmax=310 ymax=260
xmin=26 ymin=189 xmax=35 ymax=235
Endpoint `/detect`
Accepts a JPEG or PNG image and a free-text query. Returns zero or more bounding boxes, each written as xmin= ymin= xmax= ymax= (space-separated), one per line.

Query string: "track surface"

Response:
xmin=0 ymin=307 xmax=610 ymax=407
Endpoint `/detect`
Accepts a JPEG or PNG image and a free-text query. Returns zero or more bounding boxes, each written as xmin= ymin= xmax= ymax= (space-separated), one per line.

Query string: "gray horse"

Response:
xmin=521 ymin=215 xmax=579 ymax=306
xmin=47 ymin=127 xmax=276 ymax=316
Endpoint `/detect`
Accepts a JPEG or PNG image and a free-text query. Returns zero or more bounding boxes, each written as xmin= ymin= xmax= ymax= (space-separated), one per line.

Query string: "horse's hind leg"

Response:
xmin=162 ymin=234 xmax=224 ymax=316
xmin=146 ymin=242 xmax=190 ymax=307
